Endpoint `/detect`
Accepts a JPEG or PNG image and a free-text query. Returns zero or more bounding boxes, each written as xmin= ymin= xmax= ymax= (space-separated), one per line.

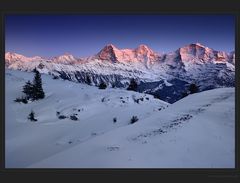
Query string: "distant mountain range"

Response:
xmin=5 ymin=43 xmax=235 ymax=103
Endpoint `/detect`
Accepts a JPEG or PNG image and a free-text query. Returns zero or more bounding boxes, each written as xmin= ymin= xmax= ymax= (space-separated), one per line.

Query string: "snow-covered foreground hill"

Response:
xmin=5 ymin=70 xmax=234 ymax=168
xmin=5 ymin=69 xmax=168 ymax=168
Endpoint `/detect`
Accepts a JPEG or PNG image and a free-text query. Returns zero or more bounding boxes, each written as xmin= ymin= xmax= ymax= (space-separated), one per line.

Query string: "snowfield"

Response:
xmin=5 ymin=69 xmax=235 ymax=168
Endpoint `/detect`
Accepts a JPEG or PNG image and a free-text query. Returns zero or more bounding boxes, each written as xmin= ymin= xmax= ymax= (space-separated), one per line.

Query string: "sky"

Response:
xmin=5 ymin=15 xmax=235 ymax=58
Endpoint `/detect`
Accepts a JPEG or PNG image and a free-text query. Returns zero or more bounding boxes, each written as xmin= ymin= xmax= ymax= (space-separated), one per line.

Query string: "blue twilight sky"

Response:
xmin=5 ymin=15 xmax=235 ymax=58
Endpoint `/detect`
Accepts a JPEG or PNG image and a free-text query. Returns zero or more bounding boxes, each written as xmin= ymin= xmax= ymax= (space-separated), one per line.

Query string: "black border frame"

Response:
xmin=0 ymin=0 xmax=240 ymax=182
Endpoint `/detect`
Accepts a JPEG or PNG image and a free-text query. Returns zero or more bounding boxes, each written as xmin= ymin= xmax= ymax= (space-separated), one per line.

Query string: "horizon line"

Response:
xmin=5 ymin=42 xmax=235 ymax=59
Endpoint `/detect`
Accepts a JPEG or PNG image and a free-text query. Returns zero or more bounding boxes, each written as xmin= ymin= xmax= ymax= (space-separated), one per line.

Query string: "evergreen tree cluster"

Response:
xmin=15 ymin=68 xmax=45 ymax=103
xmin=23 ymin=68 xmax=45 ymax=101
xmin=181 ymin=83 xmax=200 ymax=99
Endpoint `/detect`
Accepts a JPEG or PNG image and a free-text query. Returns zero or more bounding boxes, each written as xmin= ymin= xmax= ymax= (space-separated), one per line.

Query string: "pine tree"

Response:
xmin=189 ymin=83 xmax=199 ymax=94
xmin=28 ymin=110 xmax=37 ymax=121
xmin=130 ymin=116 xmax=139 ymax=124
xmin=86 ymin=74 xmax=91 ymax=85
xmin=16 ymin=68 xmax=45 ymax=102
xmin=127 ymin=78 xmax=138 ymax=91
xmin=33 ymin=68 xmax=45 ymax=100
xmin=98 ymin=81 xmax=107 ymax=89
xmin=22 ymin=80 xmax=34 ymax=100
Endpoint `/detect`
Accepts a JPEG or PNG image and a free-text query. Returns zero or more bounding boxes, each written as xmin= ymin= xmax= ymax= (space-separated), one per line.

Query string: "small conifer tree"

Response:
xmin=189 ymin=83 xmax=199 ymax=94
xmin=98 ymin=81 xmax=107 ymax=89
xmin=28 ymin=110 xmax=37 ymax=122
xmin=32 ymin=68 xmax=45 ymax=100
xmin=127 ymin=78 xmax=138 ymax=91
xmin=86 ymin=74 xmax=91 ymax=85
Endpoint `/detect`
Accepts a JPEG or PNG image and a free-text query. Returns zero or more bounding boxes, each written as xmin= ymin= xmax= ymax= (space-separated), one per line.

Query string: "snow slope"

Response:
xmin=29 ymin=88 xmax=235 ymax=168
xmin=5 ymin=69 xmax=168 ymax=168
xmin=5 ymin=70 xmax=234 ymax=168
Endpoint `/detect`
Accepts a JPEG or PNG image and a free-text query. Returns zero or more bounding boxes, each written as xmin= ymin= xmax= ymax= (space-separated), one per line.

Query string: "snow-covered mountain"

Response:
xmin=96 ymin=44 xmax=161 ymax=64
xmin=5 ymin=43 xmax=235 ymax=103
xmin=5 ymin=52 xmax=45 ymax=66
xmin=179 ymin=43 xmax=230 ymax=63
xmin=51 ymin=53 xmax=79 ymax=64
xmin=5 ymin=69 xmax=234 ymax=168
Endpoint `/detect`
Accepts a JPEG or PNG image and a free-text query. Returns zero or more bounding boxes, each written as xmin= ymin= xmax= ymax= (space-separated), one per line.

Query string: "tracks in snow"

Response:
xmin=130 ymin=91 xmax=233 ymax=143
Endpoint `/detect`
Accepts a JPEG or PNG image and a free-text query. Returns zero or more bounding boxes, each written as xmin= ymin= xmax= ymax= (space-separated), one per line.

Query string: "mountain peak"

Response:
xmin=5 ymin=52 xmax=22 ymax=57
xmin=193 ymin=42 xmax=205 ymax=47
xmin=180 ymin=42 xmax=208 ymax=51
xmin=137 ymin=44 xmax=149 ymax=49
xmin=134 ymin=45 xmax=158 ymax=62
xmin=135 ymin=44 xmax=154 ymax=53
xmin=104 ymin=44 xmax=118 ymax=50
xmin=5 ymin=52 xmax=44 ymax=60
xmin=97 ymin=44 xmax=120 ymax=62
xmin=178 ymin=43 xmax=230 ymax=62
xmin=96 ymin=43 xmax=160 ymax=63
xmin=54 ymin=54 xmax=74 ymax=59
xmin=5 ymin=51 xmax=12 ymax=55
xmin=52 ymin=53 xmax=76 ymax=63
xmin=63 ymin=52 xmax=73 ymax=56
xmin=5 ymin=52 xmax=27 ymax=60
